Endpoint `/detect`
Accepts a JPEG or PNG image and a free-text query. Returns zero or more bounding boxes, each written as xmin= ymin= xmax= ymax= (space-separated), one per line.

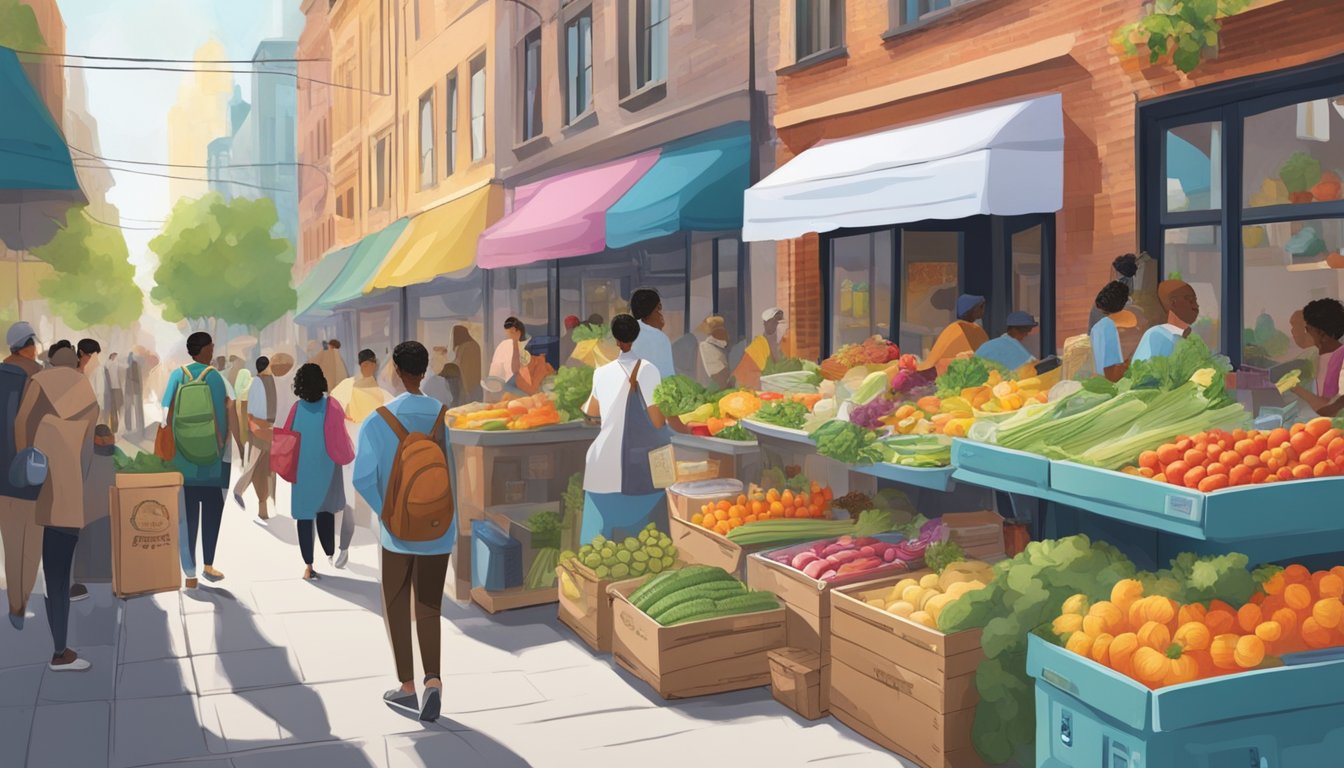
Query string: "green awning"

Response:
xmin=0 ymin=48 xmax=78 ymax=191
xmin=294 ymin=243 xmax=355 ymax=320
xmin=316 ymin=218 xmax=410 ymax=311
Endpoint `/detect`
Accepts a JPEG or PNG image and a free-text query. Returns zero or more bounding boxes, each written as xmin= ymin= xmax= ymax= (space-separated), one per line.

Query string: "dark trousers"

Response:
xmin=298 ymin=512 xmax=336 ymax=565
xmin=183 ymin=487 xmax=225 ymax=569
xmin=42 ymin=526 xmax=79 ymax=655
xmin=380 ymin=549 xmax=450 ymax=683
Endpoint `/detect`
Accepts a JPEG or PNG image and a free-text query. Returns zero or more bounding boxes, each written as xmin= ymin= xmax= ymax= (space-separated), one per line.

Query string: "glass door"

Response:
xmin=1002 ymin=214 xmax=1056 ymax=357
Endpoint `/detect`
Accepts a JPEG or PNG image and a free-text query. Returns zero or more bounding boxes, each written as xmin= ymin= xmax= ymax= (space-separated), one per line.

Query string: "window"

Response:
xmin=565 ymin=8 xmax=593 ymax=123
xmin=418 ymin=90 xmax=435 ymax=189
xmin=413 ymin=0 xmax=421 ymax=40
xmin=635 ymin=0 xmax=669 ymax=89
xmin=1011 ymin=224 xmax=1044 ymax=358
xmin=345 ymin=188 xmax=354 ymax=215
xmin=365 ymin=19 xmax=383 ymax=93
xmin=829 ymin=231 xmax=894 ymax=352
xmin=889 ymin=0 xmax=976 ymax=31
xmin=1165 ymin=226 xmax=1223 ymax=352
xmin=520 ymin=29 xmax=542 ymax=142
xmin=446 ymin=73 xmax=458 ymax=175
xmin=371 ymin=133 xmax=389 ymax=209
xmin=795 ymin=0 xmax=843 ymax=61
xmin=469 ymin=57 xmax=486 ymax=161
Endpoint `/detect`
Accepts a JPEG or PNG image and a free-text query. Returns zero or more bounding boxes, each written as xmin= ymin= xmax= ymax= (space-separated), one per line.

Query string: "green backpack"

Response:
xmin=172 ymin=366 xmax=221 ymax=466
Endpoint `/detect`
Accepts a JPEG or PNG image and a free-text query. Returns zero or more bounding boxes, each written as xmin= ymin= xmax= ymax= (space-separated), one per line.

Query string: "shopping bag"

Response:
xmin=153 ymin=405 xmax=175 ymax=462
xmin=269 ymin=404 xmax=301 ymax=484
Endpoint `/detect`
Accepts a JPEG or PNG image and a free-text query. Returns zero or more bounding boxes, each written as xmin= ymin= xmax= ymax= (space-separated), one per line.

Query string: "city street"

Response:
xmin=0 ymin=465 xmax=913 ymax=768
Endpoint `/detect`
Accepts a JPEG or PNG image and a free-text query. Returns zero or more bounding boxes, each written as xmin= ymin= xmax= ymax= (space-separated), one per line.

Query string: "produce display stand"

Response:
xmin=607 ymin=578 xmax=786 ymax=699
xmin=950 ymin=439 xmax=1058 ymax=500
xmin=469 ymin=501 xmax=563 ymax=613
xmin=449 ymin=422 xmax=595 ymax=600
xmin=829 ymin=572 xmax=986 ymax=768
xmin=1026 ymin=634 xmax=1344 ymax=768
xmin=670 ymin=433 xmax=761 ymax=484
xmin=851 ymin=461 xmax=955 ymax=493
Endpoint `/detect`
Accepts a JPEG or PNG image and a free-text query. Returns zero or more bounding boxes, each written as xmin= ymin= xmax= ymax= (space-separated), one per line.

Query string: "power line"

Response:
xmin=70 ymin=146 xmax=330 ymax=179
xmin=72 ymin=161 xmax=294 ymax=194
xmin=54 ymin=62 xmax=385 ymax=95
xmin=83 ymin=211 xmax=163 ymax=231
xmin=4 ymin=46 xmax=328 ymax=65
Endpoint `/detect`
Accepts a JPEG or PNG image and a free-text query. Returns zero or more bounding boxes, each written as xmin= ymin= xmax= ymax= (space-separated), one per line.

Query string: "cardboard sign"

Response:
xmin=109 ymin=472 xmax=184 ymax=598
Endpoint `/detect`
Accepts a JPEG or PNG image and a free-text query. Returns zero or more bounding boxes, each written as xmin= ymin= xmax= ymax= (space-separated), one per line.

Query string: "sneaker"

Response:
xmin=419 ymin=685 xmax=442 ymax=722
xmin=49 ymin=649 xmax=90 ymax=672
xmin=202 ymin=567 xmax=225 ymax=583
xmin=7 ymin=612 xmax=22 ymax=630
xmin=334 ymin=549 xmax=349 ymax=569
xmin=69 ymin=584 xmax=89 ymax=602
xmin=183 ymin=578 xmax=198 ymax=590
xmin=252 ymin=517 xmax=269 ymax=528
xmin=383 ymin=687 xmax=418 ymax=715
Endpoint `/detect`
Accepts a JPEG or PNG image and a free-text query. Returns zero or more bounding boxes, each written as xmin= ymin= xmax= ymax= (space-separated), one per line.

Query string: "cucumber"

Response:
xmin=628 ymin=569 xmax=677 ymax=606
xmin=646 ymin=581 xmax=747 ymax=621
xmin=631 ymin=566 xmax=730 ymax=612
xmin=665 ymin=593 xmax=780 ymax=625
xmin=655 ymin=598 xmax=717 ymax=626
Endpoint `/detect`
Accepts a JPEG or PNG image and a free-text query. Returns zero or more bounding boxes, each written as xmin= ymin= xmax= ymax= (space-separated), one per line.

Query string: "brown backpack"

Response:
xmin=376 ymin=405 xmax=454 ymax=541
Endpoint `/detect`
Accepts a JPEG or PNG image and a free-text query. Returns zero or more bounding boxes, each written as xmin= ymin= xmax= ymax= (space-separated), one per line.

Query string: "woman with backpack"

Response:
xmin=281 ymin=364 xmax=355 ymax=580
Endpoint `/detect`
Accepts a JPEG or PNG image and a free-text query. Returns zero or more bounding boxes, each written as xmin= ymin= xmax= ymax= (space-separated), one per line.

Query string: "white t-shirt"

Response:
xmin=583 ymin=352 xmax=662 ymax=494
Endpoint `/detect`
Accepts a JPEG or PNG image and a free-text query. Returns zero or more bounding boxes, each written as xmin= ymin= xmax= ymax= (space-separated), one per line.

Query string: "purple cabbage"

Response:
xmin=849 ymin=397 xmax=897 ymax=429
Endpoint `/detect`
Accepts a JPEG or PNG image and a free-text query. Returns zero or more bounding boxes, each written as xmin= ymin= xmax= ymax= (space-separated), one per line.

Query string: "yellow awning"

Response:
xmin=368 ymin=184 xmax=502 ymax=291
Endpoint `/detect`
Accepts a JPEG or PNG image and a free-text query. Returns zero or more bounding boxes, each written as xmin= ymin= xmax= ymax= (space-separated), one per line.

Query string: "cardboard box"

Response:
xmin=942 ymin=511 xmax=1007 ymax=563
xmin=555 ymin=562 xmax=649 ymax=653
xmin=769 ymin=647 xmax=827 ymax=720
xmin=109 ymin=472 xmax=183 ymax=599
xmin=608 ymin=579 xmax=785 ymax=699
xmin=828 ymin=574 xmax=986 ymax=768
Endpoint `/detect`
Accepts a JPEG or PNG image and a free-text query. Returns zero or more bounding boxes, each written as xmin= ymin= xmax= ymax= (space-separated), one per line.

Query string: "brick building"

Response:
xmin=297 ymin=0 xmax=335 ymax=279
xmin=751 ymin=0 xmax=1344 ymax=369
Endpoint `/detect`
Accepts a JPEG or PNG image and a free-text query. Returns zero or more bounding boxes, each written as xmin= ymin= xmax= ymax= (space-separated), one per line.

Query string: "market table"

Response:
xmin=670 ymin=433 xmax=761 ymax=483
xmin=449 ymin=422 xmax=596 ymax=602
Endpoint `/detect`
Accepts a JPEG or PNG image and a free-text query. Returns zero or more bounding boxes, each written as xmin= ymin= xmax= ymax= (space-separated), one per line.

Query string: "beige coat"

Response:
xmin=16 ymin=366 xmax=99 ymax=529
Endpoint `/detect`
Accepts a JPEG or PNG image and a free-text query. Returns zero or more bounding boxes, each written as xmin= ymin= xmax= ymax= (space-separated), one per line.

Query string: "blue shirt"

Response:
xmin=631 ymin=321 xmax=675 ymax=380
xmin=353 ymin=392 xmax=458 ymax=555
xmin=1090 ymin=316 xmax=1124 ymax=372
xmin=161 ymin=362 xmax=230 ymax=486
xmin=975 ymin=334 xmax=1034 ymax=371
xmin=1133 ymin=324 xmax=1184 ymax=363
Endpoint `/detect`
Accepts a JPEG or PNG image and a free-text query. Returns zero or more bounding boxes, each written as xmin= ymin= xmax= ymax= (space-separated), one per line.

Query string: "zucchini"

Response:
xmin=646 ymin=581 xmax=747 ymax=620
xmin=655 ymin=598 xmax=717 ymax=626
xmin=628 ymin=569 xmax=677 ymax=606
xmin=631 ymin=566 xmax=730 ymax=612
xmin=713 ymin=592 xmax=780 ymax=615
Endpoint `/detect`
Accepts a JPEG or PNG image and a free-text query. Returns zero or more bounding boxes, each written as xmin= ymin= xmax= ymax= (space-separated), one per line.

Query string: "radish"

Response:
xmin=791 ymin=551 xmax=820 ymax=570
xmin=819 ymin=569 xmax=838 ymax=581
xmin=802 ymin=559 xmax=828 ymax=579
xmin=882 ymin=548 xmax=898 ymax=562
xmin=858 ymin=545 xmax=875 ymax=557
xmin=829 ymin=550 xmax=863 ymax=565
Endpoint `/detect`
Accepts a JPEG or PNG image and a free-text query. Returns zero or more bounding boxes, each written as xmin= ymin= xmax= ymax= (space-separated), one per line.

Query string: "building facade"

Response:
xmin=756 ymin=0 xmax=1344 ymax=368
xmin=297 ymin=0 xmax=334 ymax=279
xmin=166 ymin=40 xmax=234 ymax=203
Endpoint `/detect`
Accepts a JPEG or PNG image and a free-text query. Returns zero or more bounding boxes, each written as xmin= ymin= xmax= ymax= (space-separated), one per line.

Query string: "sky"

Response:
xmin=55 ymin=0 xmax=303 ymax=347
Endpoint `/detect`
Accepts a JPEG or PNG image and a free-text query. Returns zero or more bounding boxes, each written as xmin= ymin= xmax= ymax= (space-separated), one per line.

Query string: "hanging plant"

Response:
xmin=1113 ymin=0 xmax=1254 ymax=74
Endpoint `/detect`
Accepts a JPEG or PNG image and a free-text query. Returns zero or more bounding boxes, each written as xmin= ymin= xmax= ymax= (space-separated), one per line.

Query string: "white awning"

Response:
xmin=743 ymin=94 xmax=1063 ymax=242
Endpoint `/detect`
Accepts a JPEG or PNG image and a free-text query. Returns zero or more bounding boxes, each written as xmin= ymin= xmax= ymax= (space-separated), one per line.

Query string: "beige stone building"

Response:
xmin=166 ymin=40 xmax=233 ymax=204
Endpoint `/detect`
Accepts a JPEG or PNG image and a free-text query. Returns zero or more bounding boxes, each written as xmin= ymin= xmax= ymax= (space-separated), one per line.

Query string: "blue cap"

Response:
xmin=5 ymin=322 xmax=36 ymax=352
xmin=956 ymin=294 xmax=985 ymax=319
xmin=1006 ymin=311 xmax=1038 ymax=328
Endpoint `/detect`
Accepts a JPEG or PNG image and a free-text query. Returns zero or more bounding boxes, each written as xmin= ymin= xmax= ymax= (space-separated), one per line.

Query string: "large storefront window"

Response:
xmin=1141 ymin=59 xmax=1344 ymax=368
xmin=1011 ymin=224 xmax=1044 ymax=357
xmin=829 ymin=230 xmax=893 ymax=352
xmin=410 ymin=273 xmax=486 ymax=350
xmin=901 ymin=231 xmax=959 ymax=359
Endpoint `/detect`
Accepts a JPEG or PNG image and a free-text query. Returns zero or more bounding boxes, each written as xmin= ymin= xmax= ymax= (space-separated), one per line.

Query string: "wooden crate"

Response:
xmin=554 ymin=561 xmax=650 ymax=653
xmin=769 ymin=647 xmax=826 ymax=720
xmin=828 ymin=574 xmax=986 ymax=768
xmin=607 ymin=579 xmax=785 ymax=699
xmin=470 ymin=585 xmax=556 ymax=614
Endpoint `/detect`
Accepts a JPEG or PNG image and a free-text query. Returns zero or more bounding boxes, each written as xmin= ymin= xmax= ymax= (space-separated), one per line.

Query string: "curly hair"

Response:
xmin=1304 ymin=298 xmax=1344 ymax=342
xmin=292 ymin=363 xmax=328 ymax=403
xmin=1112 ymin=253 xmax=1139 ymax=279
xmin=1094 ymin=280 xmax=1131 ymax=315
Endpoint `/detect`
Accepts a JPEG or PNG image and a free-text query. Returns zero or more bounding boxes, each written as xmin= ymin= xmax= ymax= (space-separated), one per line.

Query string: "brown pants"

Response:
xmin=0 ymin=497 xmax=41 ymax=615
xmin=380 ymin=549 xmax=450 ymax=683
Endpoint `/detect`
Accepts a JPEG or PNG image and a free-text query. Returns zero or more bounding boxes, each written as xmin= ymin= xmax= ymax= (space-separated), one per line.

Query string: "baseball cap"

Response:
xmin=761 ymin=307 xmax=784 ymax=322
xmin=6 ymin=322 xmax=36 ymax=352
xmin=1006 ymin=311 xmax=1038 ymax=328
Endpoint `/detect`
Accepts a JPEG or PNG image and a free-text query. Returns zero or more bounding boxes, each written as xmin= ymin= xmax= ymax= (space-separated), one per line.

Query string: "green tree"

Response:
xmin=0 ymin=0 xmax=47 ymax=52
xmin=150 ymin=193 xmax=297 ymax=329
xmin=30 ymin=207 xmax=143 ymax=329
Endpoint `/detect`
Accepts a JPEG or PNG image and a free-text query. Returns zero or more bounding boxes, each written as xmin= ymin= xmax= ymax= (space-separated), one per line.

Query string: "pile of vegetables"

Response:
xmin=762 ymin=356 xmax=807 ymax=376
xmin=881 ymin=435 xmax=953 ymax=468
xmin=692 ymin=482 xmax=834 ymax=536
xmin=1278 ymin=151 xmax=1340 ymax=204
xmin=725 ymin=508 xmax=897 ymax=547
xmin=760 ymin=519 xmax=945 ymax=584
xmin=526 ymin=510 xmax=563 ymax=550
xmin=1123 ymin=418 xmax=1344 ymax=490
xmin=551 ymin=365 xmax=594 ymax=421
xmin=751 ymin=400 xmax=809 ymax=430
xmin=864 ymin=558 xmax=995 ymax=630
xmin=114 ymin=449 xmax=175 ymax=474
xmin=628 ymin=565 xmax=779 ymax=626
xmin=819 ymin=336 xmax=905 ymax=380
xmin=810 ymin=420 xmax=886 ymax=465
xmin=936 ymin=357 xmax=1007 ymax=399
xmin=562 ymin=523 xmax=678 ymax=581
xmin=449 ymin=393 xmax=562 ymax=431
xmin=653 ymin=375 xmax=708 ymax=417
xmin=712 ymin=424 xmax=754 ymax=442
xmin=571 ymin=323 xmax=610 ymax=343
xmin=718 ymin=390 xmax=763 ymax=421
xmin=759 ymin=369 xmax=822 ymax=395
xmin=560 ymin=473 xmax=583 ymax=553
xmin=525 ymin=549 xmax=560 ymax=589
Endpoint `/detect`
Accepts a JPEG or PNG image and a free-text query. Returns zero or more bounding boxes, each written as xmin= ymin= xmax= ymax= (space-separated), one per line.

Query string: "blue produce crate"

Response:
xmin=951 ymin=439 xmax=1055 ymax=497
xmin=1049 ymin=460 xmax=1344 ymax=542
xmin=1028 ymin=634 xmax=1344 ymax=767
xmin=471 ymin=519 xmax=523 ymax=591
xmin=851 ymin=461 xmax=955 ymax=492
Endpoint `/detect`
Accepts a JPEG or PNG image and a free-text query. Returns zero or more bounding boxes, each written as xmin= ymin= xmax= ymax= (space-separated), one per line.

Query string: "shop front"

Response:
xmin=744 ymin=95 xmax=1063 ymax=359
xmin=1139 ymin=54 xmax=1344 ymax=370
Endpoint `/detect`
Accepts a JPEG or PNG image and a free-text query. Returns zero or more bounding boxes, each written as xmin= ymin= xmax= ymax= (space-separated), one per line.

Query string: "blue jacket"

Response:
xmin=0 ymin=361 xmax=38 ymax=501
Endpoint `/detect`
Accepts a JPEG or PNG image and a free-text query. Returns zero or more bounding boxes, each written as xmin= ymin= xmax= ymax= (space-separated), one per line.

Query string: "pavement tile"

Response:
xmin=308 ymin=678 xmax=461 ymax=741
xmin=525 ymin=664 xmax=656 ymax=709
xmin=29 ymin=700 xmax=110 ymax=768
xmin=119 ymin=595 xmax=189 ymax=663
xmin=37 ymin=644 xmax=116 ymax=703
xmin=230 ymin=738 xmax=387 ymax=768
xmin=433 ymin=670 xmax=545 ymax=715
xmin=181 ymin=582 xmax=264 ymax=616
xmin=0 ymin=612 xmax=59 ymax=669
xmin=111 ymin=694 xmax=211 ymax=768
xmin=385 ymin=730 xmax=529 ymax=768
xmin=183 ymin=610 xmax=288 ymax=656
xmin=249 ymin=576 xmax=378 ymax=615
xmin=66 ymin=592 xmax=124 ymax=649
xmin=279 ymin=610 xmax=392 ymax=684
xmin=191 ymin=647 xmax=304 ymax=695
xmin=0 ymin=664 xmax=44 ymax=707
xmin=513 ymin=638 xmax=603 ymax=673
xmin=115 ymin=656 xmax=197 ymax=699
xmin=197 ymin=690 xmax=286 ymax=753
xmin=0 ymin=706 xmax=34 ymax=768
xmin=135 ymin=761 xmax=233 ymax=768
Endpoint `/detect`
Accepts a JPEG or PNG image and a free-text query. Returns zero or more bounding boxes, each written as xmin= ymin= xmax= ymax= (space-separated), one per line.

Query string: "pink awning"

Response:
xmin=477 ymin=150 xmax=660 ymax=268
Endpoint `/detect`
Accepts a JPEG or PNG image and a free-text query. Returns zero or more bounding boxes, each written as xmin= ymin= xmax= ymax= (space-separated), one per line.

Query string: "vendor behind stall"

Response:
xmin=1132 ymin=279 xmax=1198 ymax=362
xmin=1291 ymin=298 xmax=1344 ymax=417
xmin=1090 ymin=281 xmax=1136 ymax=382
xmin=976 ymin=311 xmax=1038 ymax=373
xmin=922 ymin=294 xmax=989 ymax=374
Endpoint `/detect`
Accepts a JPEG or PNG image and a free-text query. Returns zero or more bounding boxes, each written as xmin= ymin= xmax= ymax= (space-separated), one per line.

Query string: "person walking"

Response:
xmin=353 ymin=341 xmax=455 ymax=723
xmin=161 ymin=332 xmax=231 ymax=589
xmin=629 ymin=289 xmax=677 ymax=381
xmin=102 ymin=352 xmax=124 ymax=434
xmin=15 ymin=344 xmax=99 ymax=670
xmin=0 ymin=322 xmax=43 ymax=629
xmin=235 ymin=356 xmax=279 ymax=523
xmin=452 ymin=325 xmax=482 ymax=403
xmin=284 ymin=364 xmax=354 ymax=580
xmin=329 ymin=349 xmax=392 ymax=567
xmin=124 ymin=348 xmax=145 ymax=436
xmin=580 ymin=314 xmax=669 ymax=543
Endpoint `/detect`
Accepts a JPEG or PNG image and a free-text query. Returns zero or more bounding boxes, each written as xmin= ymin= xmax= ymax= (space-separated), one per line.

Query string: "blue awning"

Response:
xmin=315 ymin=218 xmax=410 ymax=311
xmin=0 ymin=48 xmax=78 ymax=191
xmin=605 ymin=122 xmax=749 ymax=248
xmin=294 ymin=244 xmax=356 ymax=320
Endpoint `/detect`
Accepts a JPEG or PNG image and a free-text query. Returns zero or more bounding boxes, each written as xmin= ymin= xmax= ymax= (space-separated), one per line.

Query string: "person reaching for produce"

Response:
xmin=975 ymin=311 xmax=1039 ymax=373
xmin=1090 ymin=281 xmax=1136 ymax=382
xmin=1290 ymin=298 xmax=1344 ymax=417
xmin=580 ymin=314 xmax=670 ymax=544
xmin=921 ymin=294 xmax=989 ymax=375
xmin=1132 ymin=279 xmax=1199 ymax=363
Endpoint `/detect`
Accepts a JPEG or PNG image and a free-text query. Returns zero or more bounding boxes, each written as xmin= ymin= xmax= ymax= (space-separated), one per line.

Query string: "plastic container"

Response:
xmin=471 ymin=519 xmax=522 ymax=591
xmin=665 ymin=478 xmax=743 ymax=522
xmin=951 ymin=438 xmax=1053 ymax=494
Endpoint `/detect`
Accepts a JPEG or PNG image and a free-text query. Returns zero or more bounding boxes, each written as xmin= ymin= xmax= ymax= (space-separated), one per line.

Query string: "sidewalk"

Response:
xmin=0 ymin=475 xmax=914 ymax=768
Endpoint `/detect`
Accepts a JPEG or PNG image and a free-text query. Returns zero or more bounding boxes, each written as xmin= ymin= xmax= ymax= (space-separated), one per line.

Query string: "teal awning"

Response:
xmin=605 ymin=122 xmax=749 ymax=248
xmin=0 ymin=48 xmax=78 ymax=191
xmin=315 ymin=218 xmax=410 ymax=311
xmin=294 ymin=244 xmax=356 ymax=320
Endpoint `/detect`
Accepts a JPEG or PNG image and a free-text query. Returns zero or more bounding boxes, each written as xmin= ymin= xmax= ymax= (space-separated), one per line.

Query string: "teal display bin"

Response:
xmin=851 ymin=460 xmax=955 ymax=492
xmin=1028 ymin=634 xmax=1344 ymax=767
xmin=951 ymin=439 xmax=1055 ymax=497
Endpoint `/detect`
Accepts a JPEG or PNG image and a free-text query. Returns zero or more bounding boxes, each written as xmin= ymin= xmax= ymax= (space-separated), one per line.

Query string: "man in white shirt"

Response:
xmin=629 ymin=288 xmax=677 ymax=380
xmin=697 ymin=316 xmax=731 ymax=389
xmin=330 ymin=349 xmax=392 ymax=567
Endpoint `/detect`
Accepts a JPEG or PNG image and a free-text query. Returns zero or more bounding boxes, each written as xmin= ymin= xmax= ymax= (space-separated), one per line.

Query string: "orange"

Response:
xmin=1183 ymin=449 xmax=1207 ymax=467
xmin=691 ymin=513 xmax=703 ymax=526
xmin=1183 ymin=466 xmax=1208 ymax=489
xmin=781 ymin=490 xmax=794 ymax=506
xmin=770 ymin=501 xmax=784 ymax=516
xmin=1228 ymin=464 xmax=1253 ymax=486
xmin=1293 ymin=464 xmax=1314 ymax=480
xmin=1284 ymin=564 xmax=1311 ymax=583
xmin=1140 ymin=451 xmax=1161 ymax=470
xmin=766 ymin=489 xmax=780 ymax=503
xmin=1285 ymin=583 xmax=1313 ymax=611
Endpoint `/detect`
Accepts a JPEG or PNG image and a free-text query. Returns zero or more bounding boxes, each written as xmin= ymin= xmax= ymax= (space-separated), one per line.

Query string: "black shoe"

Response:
xmin=69 ymin=584 xmax=89 ymax=602
xmin=419 ymin=686 xmax=441 ymax=722
xmin=384 ymin=687 xmax=418 ymax=715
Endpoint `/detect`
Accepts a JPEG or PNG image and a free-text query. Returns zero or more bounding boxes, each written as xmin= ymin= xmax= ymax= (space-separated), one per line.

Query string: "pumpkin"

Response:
xmin=1137 ymin=620 xmax=1171 ymax=650
xmin=1060 ymin=593 xmax=1089 ymax=616
xmin=1272 ymin=608 xmax=1299 ymax=638
xmin=1210 ymin=634 xmax=1240 ymax=669
xmin=1088 ymin=601 xmax=1125 ymax=634
xmin=1234 ymin=635 xmax=1265 ymax=668
xmin=1091 ymin=632 xmax=1116 ymax=665
xmin=1303 ymin=617 xmax=1333 ymax=649
xmin=1082 ymin=614 xmax=1107 ymax=638
xmin=1285 ymin=583 xmax=1313 ymax=611
xmin=1237 ymin=603 xmax=1262 ymax=633
xmin=1177 ymin=602 xmax=1207 ymax=626
xmin=1109 ymin=633 xmax=1140 ymax=675
xmin=1204 ymin=607 xmax=1236 ymax=635
xmin=1190 ymin=650 xmax=1219 ymax=679
xmin=1173 ymin=621 xmax=1211 ymax=652
xmin=1164 ymin=644 xmax=1200 ymax=686
xmin=1320 ymin=574 xmax=1344 ymax=599
xmin=1132 ymin=595 xmax=1177 ymax=628
xmin=1052 ymin=613 xmax=1084 ymax=639
xmin=1284 ymin=564 xmax=1311 ymax=584
xmin=1314 ymin=597 xmax=1344 ymax=629
xmin=1065 ymin=631 xmax=1094 ymax=658
xmin=1132 ymin=646 xmax=1168 ymax=687
xmin=1110 ymin=579 xmax=1143 ymax=612
xmin=1254 ymin=620 xmax=1283 ymax=644
xmin=717 ymin=391 xmax=763 ymax=420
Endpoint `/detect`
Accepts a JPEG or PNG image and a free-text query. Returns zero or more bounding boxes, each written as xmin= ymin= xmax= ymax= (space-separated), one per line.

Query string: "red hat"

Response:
xmin=564 ymin=315 xmax=581 ymax=330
